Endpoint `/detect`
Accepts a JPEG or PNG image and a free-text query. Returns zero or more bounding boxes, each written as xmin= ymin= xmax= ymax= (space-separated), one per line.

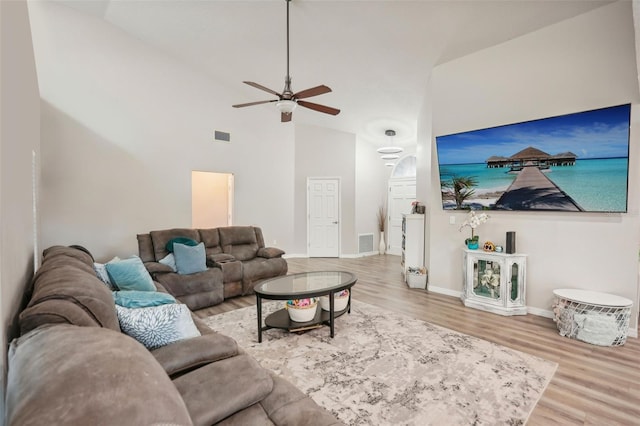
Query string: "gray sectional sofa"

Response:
xmin=5 ymin=245 xmax=340 ymax=426
xmin=137 ymin=226 xmax=288 ymax=310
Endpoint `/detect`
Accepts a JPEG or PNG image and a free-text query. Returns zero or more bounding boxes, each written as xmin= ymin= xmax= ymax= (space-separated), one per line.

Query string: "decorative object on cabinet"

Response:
xmin=401 ymin=214 xmax=425 ymax=288
xmin=461 ymin=249 xmax=527 ymax=316
xmin=552 ymin=289 xmax=632 ymax=346
xmin=506 ymin=231 xmax=516 ymax=254
xmin=459 ymin=211 xmax=490 ymax=248
xmin=482 ymin=241 xmax=496 ymax=252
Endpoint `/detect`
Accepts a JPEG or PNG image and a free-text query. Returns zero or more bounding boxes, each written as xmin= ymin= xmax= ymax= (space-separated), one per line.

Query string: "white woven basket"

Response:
xmin=320 ymin=291 xmax=349 ymax=311
xmin=286 ymin=300 xmax=318 ymax=322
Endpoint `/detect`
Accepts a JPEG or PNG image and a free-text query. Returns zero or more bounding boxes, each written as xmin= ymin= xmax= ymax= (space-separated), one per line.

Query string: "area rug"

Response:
xmin=204 ymin=301 xmax=557 ymax=426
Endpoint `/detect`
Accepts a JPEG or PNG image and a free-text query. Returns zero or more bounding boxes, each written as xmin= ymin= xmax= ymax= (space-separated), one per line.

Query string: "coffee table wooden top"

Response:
xmin=254 ymin=271 xmax=357 ymax=299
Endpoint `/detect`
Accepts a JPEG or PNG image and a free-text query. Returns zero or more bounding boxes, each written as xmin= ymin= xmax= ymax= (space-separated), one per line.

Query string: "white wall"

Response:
xmin=355 ymin=134 xmax=396 ymax=254
xmin=293 ymin=123 xmax=356 ymax=255
xmin=0 ymin=0 xmax=41 ymax=417
xmin=29 ymin=1 xmax=294 ymax=261
xmin=426 ymin=1 xmax=640 ymax=332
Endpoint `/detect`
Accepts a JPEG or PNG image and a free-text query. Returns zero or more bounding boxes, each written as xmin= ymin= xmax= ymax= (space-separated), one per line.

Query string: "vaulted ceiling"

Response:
xmin=55 ymin=0 xmax=613 ymax=146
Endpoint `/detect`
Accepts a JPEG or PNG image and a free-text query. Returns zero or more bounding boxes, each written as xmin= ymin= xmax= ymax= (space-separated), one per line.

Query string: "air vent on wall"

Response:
xmin=358 ymin=233 xmax=374 ymax=254
xmin=214 ymin=130 xmax=231 ymax=142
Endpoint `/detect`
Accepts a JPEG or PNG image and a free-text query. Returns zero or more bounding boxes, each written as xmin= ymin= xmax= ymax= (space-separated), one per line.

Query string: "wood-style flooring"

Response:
xmin=195 ymin=255 xmax=640 ymax=425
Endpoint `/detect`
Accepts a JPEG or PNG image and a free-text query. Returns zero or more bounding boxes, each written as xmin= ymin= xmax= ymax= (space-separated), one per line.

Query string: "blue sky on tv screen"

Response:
xmin=435 ymin=104 xmax=630 ymax=165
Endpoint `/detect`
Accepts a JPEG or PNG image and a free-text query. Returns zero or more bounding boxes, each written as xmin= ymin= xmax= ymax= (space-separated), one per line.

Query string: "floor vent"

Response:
xmin=358 ymin=233 xmax=374 ymax=254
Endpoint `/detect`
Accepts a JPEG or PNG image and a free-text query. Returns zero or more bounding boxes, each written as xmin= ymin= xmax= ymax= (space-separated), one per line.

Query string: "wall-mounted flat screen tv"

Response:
xmin=435 ymin=104 xmax=630 ymax=213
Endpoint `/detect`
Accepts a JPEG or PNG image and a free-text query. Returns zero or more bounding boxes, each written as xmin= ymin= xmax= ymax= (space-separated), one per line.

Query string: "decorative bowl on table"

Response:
xmin=286 ymin=298 xmax=318 ymax=322
xmin=320 ymin=289 xmax=350 ymax=312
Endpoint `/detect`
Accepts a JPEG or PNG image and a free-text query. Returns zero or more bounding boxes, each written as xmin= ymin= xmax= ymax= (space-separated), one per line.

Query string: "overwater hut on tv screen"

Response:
xmin=435 ymin=104 xmax=630 ymax=213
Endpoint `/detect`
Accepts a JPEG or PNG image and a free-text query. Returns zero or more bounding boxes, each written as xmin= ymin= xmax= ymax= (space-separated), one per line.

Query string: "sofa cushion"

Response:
xmin=19 ymin=299 xmax=103 ymax=334
xmin=116 ymin=303 xmax=201 ymax=350
xmin=174 ymin=242 xmax=208 ymax=275
xmin=150 ymin=228 xmax=201 ymax=262
xmin=198 ymin=228 xmax=223 ymax=254
xmin=113 ymin=290 xmax=176 ymax=308
xmin=154 ymin=268 xmax=223 ymax=298
xmin=219 ymin=226 xmax=260 ymax=261
xmin=151 ymin=332 xmax=239 ymax=377
xmin=106 ymin=256 xmax=156 ymax=292
xmin=173 ymin=354 xmax=274 ymax=425
xmin=260 ymin=375 xmax=342 ymax=426
xmin=6 ymin=325 xmax=193 ymax=426
xmin=27 ymin=264 xmax=120 ymax=332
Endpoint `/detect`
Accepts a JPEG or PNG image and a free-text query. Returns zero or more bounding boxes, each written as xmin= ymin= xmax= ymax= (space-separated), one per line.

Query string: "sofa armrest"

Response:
xmin=257 ymin=247 xmax=285 ymax=259
xmin=151 ymin=333 xmax=239 ymax=377
xmin=144 ymin=261 xmax=174 ymax=274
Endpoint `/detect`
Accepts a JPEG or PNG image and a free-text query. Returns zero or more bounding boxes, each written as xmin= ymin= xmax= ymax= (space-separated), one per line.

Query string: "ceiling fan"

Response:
xmin=232 ymin=0 xmax=340 ymax=123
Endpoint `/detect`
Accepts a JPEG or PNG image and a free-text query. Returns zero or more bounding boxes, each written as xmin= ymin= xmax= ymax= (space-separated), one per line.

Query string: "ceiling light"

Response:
xmin=377 ymin=129 xmax=403 ymax=156
xmin=276 ymin=100 xmax=297 ymax=113
xmin=377 ymin=146 xmax=403 ymax=154
xmin=381 ymin=154 xmax=400 ymax=160
xmin=385 ymin=162 xmax=395 ymax=167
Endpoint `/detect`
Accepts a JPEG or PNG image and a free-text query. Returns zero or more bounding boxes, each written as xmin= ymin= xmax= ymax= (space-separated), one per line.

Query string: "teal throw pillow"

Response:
xmin=113 ymin=290 xmax=176 ymax=308
xmin=106 ymin=256 xmax=156 ymax=292
xmin=115 ymin=304 xmax=201 ymax=350
xmin=173 ymin=242 xmax=207 ymax=275
xmin=165 ymin=237 xmax=199 ymax=253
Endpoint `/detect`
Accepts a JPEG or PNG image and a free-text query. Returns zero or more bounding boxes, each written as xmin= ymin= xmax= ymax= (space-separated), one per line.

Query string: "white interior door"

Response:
xmin=387 ymin=177 xmax=416 ymax=255
xmin=308 ymin=178 xmax=340 ymax=257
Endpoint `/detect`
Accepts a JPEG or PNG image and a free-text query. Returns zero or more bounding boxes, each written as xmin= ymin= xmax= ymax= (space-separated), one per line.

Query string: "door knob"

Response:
xmin=332 ymin=221 xmax=339 ymax=224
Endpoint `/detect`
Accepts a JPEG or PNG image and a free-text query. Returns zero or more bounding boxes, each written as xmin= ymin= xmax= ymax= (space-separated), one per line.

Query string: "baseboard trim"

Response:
xmin=429 ymin=286 xmax=559 ymax=320
xmin=427 ymin=285 xmax=462 ymax=299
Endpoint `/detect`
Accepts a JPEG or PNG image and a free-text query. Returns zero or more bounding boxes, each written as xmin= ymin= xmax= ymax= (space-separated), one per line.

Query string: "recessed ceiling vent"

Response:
xmin=214 ymin=130 xmax=231 ymax=142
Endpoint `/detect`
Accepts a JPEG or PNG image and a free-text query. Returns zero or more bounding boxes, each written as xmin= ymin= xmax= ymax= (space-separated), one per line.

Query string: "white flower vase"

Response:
xmin=379 ymin=231 xmax=386 ymax=254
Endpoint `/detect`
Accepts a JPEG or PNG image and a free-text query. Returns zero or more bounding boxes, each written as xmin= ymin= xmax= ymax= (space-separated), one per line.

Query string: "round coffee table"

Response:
xmin=254 ymin=271 xmax=357 ymax=343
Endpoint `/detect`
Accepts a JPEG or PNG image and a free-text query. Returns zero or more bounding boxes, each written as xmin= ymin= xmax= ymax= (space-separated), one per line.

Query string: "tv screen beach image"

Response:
xmin=435 ymin=104 xmax=630 ymax=213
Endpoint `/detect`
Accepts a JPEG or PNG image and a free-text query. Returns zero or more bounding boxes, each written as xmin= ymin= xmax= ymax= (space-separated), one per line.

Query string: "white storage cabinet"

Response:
xmin=401 ymin=214 xmax=425 ymax=287
xmin=461 ymin=249 xmax=527 ymax=316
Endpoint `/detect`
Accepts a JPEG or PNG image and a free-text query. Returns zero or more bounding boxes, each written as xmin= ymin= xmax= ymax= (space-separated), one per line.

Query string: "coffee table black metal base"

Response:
xmin=254 ymin=271 xmax=357 ymax=343
xmin=263 ymin=304 xmax=350 ymax=334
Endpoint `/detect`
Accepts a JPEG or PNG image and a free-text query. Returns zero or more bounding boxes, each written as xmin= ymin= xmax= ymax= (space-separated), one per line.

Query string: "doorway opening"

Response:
xmin=191 ymin=171 xmax=234 ymax=228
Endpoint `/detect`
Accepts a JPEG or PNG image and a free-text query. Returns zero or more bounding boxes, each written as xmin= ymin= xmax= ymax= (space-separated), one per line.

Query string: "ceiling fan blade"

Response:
xmin=243 ymin=81 xmax=281 ymax=97
xmin=294 ymin=85 xmax=332 ymax=100
xmin=281 ymin=111 xmax=292 ymax=122
xmin=232 ymin=99 xmax=277 ymax=108
xmin=297 ymin=100 xmax=341 ymax=116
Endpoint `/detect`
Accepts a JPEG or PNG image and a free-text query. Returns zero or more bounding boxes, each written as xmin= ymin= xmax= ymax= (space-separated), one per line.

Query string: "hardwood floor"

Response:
xmin=195 ymin=255 xmax=640 ymax=425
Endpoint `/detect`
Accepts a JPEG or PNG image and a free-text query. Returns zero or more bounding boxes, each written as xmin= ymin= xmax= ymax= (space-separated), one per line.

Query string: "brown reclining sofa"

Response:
xmin=137 ymin=226 xmax=288 ymax=310
xmin=5 ymin=245 xmax=340 ymax=426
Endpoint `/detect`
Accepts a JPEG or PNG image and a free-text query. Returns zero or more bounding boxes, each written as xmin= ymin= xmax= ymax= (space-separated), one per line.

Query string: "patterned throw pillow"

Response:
xmin=115 ymin=304 xmax=201 ymax=350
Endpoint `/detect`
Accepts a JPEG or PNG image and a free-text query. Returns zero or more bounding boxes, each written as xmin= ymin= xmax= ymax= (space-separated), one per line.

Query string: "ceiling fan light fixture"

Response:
xmin=276 ymin=99 xmax=297 ymax=113
xmin=385 ymin=162 xmax=395 ymax=167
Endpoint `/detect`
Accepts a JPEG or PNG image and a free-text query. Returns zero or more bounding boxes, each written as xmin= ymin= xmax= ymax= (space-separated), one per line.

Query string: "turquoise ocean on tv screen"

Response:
xmin=439 ymin=158 xmax=628 ymax=212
